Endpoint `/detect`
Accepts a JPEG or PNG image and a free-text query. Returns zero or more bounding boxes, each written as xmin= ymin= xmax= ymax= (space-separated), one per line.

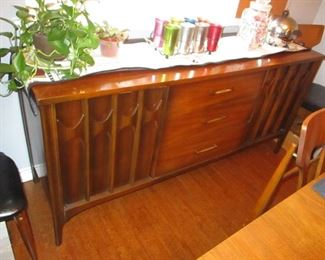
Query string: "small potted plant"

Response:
xmin=97 ymin=21 xmax=128 ymax=57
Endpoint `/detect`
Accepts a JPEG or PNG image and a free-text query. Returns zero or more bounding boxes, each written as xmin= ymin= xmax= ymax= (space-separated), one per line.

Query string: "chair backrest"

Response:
xmin=0 ymin=152 xmax=26 ymax=214
xmin=295 ymin=24 xmax=324 ymax=48
xmin=296 ymin=108 xmax=325 ymax=176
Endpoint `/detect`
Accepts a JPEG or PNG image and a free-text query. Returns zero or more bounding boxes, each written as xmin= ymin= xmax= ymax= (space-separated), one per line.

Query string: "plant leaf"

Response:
xmin=0 ymin=64 xmax=15 ymax=73
xmin=43 ymin=10 xmax=61 ymax=22
xmin=0 ymin=48 xmax=10 ymax=58
xmin=75 ymin=29 xmax=87 ymax=38
xmin=0 ymin=17 xmax=19 ymax=30
xmin=77 ymin=35 xmax=99 ymax=49
xmin=48 ymin=28 xmax=66 ymax=41
xmin=14 ymin=5 xmax=30 ymax=12
xmin=49 ymin=40 xmax=69 ymax=56
xmin=13 ymin=51 xmax=26 ymax=73
xmin=0 ymin=32 xmax=13 ymax=39
xmin=8 ymin=80 xmax=18 ymax=91
xmin=79 ymin=52 xmax=95 ymax=66
xmin=9 ymin=46 xmax=19 ymax=53
xmin=61 ymin=4 xmax=73 ymax=17
xmin=16 ymin=10 xmax=29 ymax=19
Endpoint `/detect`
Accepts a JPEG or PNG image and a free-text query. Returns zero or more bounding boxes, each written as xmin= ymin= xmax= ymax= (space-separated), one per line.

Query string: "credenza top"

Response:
xmin=31 ymin=50 xmax=324 ymax=105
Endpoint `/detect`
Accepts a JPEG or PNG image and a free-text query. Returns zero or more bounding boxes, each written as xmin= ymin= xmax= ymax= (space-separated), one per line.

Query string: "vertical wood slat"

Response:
xmin=150 ymin=87 xmax=170 ymax=177
xmin=40 ymin=104 xmax=64 ymax=245
xmin=82 ymin=100 xmax=90 ymax=201
xmin=248 ymin=69 xmax=279 ymax=140
xmin=108 ymin=95 xmax=118 ymax=192
xmin=129 ymin=90 xmax=144 ymax=184
xmin=256 ymin=69 xmax=280 ymax=138
xmin=271 ymin=64 xmax=307 ymax=132
xmin=261 ymin=66 xmax=293 ymax=136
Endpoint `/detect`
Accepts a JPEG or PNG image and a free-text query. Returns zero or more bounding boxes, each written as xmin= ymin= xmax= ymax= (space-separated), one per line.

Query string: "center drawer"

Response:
xmin=163 ymin=99 xmax=255 ymax=143
xmin=168 ymin=71 xmax=264 ymax=116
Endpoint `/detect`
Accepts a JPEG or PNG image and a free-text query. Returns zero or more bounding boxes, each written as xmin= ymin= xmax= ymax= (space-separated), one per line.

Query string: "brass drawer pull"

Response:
xmin=205 ymin=115 xmax=227 ymax=124
xmin=214 ymin=88 xmax=232 ymax=95
xmin=195 ymin=144 xmax=218 ymax=154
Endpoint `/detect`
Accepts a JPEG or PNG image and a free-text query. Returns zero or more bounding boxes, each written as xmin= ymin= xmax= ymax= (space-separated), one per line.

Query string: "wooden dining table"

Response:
xmin=198 ymin=173 xmax=325 ymax=259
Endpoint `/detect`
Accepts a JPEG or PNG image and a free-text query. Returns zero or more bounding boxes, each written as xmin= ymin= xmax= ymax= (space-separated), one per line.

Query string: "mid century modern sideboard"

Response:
xmin=31 ymin=50 xmax=324 ymax=245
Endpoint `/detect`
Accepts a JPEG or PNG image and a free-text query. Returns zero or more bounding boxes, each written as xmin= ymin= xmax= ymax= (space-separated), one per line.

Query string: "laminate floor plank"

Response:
xmin=7 ymin=141 xmax=297 ymax=260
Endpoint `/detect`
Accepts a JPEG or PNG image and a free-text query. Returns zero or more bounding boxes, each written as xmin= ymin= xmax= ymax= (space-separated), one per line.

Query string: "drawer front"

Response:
xmin=163 ymin=99 xmax=255 ymax=143
xmin=169 ymin=72 xmax=264 ymax=116
xmin=155 ymin=124 xmax=248 ymax=176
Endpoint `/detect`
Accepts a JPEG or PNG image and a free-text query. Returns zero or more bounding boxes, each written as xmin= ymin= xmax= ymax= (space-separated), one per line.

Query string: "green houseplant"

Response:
xmin=96 ymin=21 xmax=128 ymax=57
xmin=0 ymin=0 xmax=99 ymax=96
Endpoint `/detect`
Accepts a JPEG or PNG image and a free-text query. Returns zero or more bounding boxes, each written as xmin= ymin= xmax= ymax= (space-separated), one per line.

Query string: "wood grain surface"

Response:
xmin=199 ymin=174 xmax=325 ymax=260
xmin=8 ymin=141 xmax=298 ymax=260
xmin=31 ymin=51 xmax=323 ymax=105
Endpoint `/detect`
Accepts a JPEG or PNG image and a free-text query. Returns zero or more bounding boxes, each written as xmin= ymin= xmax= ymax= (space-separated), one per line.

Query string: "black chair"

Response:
xmin=302 ymin=83 xmax=325 ymax=112
xmin=0 ymin=152 xmax=37 ymax=260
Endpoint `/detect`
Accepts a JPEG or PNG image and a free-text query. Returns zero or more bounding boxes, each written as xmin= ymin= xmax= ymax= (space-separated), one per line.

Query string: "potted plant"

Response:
xmin=0 ymin=0 xmax=99 ymax=96
xmin=96 ymin=21 xmax=128 ymax=57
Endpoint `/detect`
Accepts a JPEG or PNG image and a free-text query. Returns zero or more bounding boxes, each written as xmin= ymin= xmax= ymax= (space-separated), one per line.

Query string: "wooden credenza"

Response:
xmin=31 ymin=50 xmax=324 ymax=245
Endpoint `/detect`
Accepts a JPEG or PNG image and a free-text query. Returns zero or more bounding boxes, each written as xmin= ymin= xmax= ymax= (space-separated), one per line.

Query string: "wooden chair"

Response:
xmin=0 ymin=152 xmax=37 ymax=260
xmin=254 ymin=108 xmax=325 ymax=218
xmin=294 ymin=24 xmax=324 ymax=49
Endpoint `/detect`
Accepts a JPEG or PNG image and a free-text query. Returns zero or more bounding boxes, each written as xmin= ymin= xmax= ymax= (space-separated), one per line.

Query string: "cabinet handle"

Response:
xmin=56 ymin=114 xmax=85 ymax=129
xmin=214 ymin=88 xmax=232 ymax=95
xmin=195 ymin=144 xmax=218 ymax=154
xmin=205 ymin=115 xmax=227 ymax=124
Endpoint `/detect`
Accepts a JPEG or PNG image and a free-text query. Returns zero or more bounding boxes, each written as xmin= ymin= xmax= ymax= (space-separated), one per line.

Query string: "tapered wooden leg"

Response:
xmin=254 ymin=143 xmax=298 ymax=218
xmin=14 ymin=210 xmax=37 ymax=260
xmin=315 ymin=149 xmax=325 ymax=179
xmin=53 ymin=219 xmax=63 ymax=246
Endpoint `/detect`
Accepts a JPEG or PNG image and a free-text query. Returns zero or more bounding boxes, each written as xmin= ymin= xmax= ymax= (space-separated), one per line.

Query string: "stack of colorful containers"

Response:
xmin=151 ymin=17 xmax=223 ymax=57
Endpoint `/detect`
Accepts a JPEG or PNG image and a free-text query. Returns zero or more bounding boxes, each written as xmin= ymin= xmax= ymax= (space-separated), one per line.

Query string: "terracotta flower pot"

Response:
xmin=100 ymin=38 xmax=119 ymax=57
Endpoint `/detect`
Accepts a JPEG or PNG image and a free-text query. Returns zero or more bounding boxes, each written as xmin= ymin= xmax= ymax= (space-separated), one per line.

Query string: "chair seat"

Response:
xmin=0 ymin=198 xmax=26 ymax=219
xmin=302 ymin=83 xmax=325 ymax=111
xmin=0 ymin=152 xmax=37 ymax=259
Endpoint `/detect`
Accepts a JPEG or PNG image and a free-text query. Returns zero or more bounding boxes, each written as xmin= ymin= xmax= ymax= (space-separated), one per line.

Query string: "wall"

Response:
xmin=84 ymin=0 xmax=240 ymax=38
xmin=287 ymin=0 xmax=325 ymax=85
xmin=312 ymin=0 xmax=325 ymax=85
xmin=0 ymin=0 xmax=33 ymax=181
xmin=0 ymin=0 xmax=324 ymax=182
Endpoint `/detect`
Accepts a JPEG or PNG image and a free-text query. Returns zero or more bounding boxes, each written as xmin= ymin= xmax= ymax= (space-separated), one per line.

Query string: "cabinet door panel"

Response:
xmin=89 ymin=96 xmax=113 ymax=195
xmin=115 ymin=92 xmax=139 ymax=187
xmin=136 ymin=88 xmax=167 ymax=181
xmin=248 ymin=63 xmax=313 ymax=142
xmin=56 ymin=101 xmax=86 ymax=204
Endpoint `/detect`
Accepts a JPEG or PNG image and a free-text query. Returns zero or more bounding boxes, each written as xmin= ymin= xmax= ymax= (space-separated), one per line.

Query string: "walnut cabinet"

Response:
xmin=31 ymin=50 xmax=324 ymax=245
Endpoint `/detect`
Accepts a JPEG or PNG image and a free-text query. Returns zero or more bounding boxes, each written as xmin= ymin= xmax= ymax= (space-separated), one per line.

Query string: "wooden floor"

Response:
xmin=7 ymin=141 xmax=297 ymax=260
